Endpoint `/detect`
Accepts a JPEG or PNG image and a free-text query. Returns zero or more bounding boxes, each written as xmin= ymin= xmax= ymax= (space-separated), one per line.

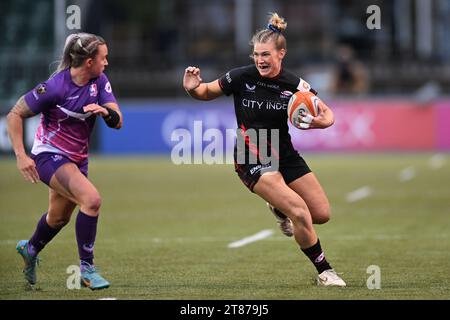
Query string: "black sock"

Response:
xmin=301 ymin=239 xmax=332 ymax=274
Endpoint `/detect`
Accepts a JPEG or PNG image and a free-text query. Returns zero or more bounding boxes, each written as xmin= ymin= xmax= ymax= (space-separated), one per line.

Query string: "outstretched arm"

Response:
xmin=6 ymin=96 xmax=40 ymax=183
xmin=183 ymin=66 xmax=223 ymax=101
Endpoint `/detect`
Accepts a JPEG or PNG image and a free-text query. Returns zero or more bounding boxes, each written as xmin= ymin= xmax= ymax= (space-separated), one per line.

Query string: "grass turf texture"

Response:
xmin=0 ymin=154 xmax=449 ymax=299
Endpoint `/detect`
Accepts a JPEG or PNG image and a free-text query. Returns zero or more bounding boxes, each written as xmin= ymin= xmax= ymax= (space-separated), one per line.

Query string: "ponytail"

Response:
xmin=55 ymin=33 xmax=106 ymax=73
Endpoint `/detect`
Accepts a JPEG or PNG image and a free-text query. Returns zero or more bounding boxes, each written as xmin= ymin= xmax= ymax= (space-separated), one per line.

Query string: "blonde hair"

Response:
xmin=250 ymin=13 xmax=287 ymax=51
xmin=56 ymin=33 xmax=106 ymax=73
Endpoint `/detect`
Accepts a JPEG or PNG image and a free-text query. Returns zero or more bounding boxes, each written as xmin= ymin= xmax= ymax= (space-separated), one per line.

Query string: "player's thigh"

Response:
xmin=49 ymin=162 xmax=100 ymax=206
xmin=253 ymin=172 xmax=310 ymax=222
xmin=288 ymin=172 xmax=330 ymax=224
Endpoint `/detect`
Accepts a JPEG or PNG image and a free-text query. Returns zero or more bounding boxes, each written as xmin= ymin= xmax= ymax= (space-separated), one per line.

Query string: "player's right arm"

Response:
xmin=6 ymin=96 xmax=39 ymax=184
xmin=183 ymin=66 xmax=223 ymax=101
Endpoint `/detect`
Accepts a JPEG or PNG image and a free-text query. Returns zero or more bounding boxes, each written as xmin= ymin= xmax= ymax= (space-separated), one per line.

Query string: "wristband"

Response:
xmin=102 ymin=106 xmax=120 ymax=128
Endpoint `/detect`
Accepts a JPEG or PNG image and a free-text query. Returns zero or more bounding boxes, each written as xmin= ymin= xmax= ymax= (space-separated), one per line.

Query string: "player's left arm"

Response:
xmin=83 ymin=102 xmax=123 ymax=129
xmin=309 ymin=98 xmax=334 ymax=129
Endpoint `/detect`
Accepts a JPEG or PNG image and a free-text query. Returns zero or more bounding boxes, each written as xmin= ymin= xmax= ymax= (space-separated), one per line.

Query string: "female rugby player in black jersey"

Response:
xmin=183 ymin=13 xmax=345 ymax=287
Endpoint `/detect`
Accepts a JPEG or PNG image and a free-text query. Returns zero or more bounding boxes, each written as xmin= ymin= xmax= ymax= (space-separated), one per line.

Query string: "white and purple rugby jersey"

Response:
xmin=24 ymin=68 xmax=117 ymax=162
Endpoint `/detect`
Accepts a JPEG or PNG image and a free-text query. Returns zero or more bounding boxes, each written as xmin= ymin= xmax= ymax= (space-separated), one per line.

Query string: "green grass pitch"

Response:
xmin=0 ymin=153 xmax=449 ymax=300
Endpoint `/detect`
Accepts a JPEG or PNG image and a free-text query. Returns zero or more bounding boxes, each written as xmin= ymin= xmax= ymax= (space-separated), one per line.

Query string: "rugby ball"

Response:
xmin=287 ymin=91 xmax=320 ymax=128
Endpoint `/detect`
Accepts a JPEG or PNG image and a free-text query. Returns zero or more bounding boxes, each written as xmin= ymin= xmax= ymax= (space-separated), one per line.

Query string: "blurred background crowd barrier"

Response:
xmin=1 ymin=0 xmax=449 ymax=156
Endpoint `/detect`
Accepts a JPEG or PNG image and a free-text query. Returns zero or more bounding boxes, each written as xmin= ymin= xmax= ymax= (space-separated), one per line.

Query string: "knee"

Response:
xmin=312 ymin=204 xmax=331 ymax=224
xmin=82 ymin=193 xmax=102 ymax=213
xmin=287 ymin=204 xmax=311 ymax=226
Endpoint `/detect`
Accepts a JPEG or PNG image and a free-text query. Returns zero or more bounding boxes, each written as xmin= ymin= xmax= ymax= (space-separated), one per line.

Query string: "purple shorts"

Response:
xmin=31 ymin=152 xmax=88 ymax=186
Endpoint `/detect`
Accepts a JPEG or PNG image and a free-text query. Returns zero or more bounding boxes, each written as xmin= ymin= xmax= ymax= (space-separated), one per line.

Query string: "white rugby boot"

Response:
xmin=267 ymin=203 xmax=293 ymax=237
xmin=317 ymin=269 xmax=346 ymax=287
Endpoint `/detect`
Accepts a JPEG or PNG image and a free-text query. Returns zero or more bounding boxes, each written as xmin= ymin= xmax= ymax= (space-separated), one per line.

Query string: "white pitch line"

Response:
xmin=98 ymin=297 xmax=117 ymax=300
xmin=429 ymin=154 xmax=445 ymax=169
xmin=399 ymin=166 xmax=416 ymax=182
xmin=227 ymin=229 xmax=274 ymax=248
xmin=346 ymin=186 xmax=372 ymax=203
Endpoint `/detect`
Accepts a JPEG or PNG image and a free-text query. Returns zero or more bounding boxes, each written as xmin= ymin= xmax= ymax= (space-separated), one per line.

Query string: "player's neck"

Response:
xmin=70 ymin=67 xmax=91 ymax=86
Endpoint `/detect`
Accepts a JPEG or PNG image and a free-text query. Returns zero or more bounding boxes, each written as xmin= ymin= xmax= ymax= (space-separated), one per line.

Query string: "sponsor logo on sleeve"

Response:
xmin=37 ymin=84 xmax=47 ymax=94
xmin=297 ymin=78 xmax=311 ymax=92
xmin=105 ymin=81 xmax=112 ymax=93
xmin=33 ymin=84 xmax=47 ymax=100
xmin=225 ymin=72 xmax=232 ymax=84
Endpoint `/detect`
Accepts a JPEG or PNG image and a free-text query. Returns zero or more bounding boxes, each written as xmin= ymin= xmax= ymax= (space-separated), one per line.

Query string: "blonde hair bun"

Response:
xmin=268 ymin=12 xmax=287 ymax=32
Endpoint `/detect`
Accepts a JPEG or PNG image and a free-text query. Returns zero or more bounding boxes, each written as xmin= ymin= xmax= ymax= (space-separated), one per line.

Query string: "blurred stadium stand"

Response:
xmin=1 ymin=0 xmax=450 ymax=112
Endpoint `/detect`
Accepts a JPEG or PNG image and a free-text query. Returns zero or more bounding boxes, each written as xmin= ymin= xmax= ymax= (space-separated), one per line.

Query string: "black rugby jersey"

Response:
xmin=218 ymin=64 xmax=315 ymax=162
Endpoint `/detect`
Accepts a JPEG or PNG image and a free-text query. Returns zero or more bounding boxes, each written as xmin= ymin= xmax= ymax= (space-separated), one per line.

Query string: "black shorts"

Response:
xmin=234 ymin=153 xmax=312 ymax=192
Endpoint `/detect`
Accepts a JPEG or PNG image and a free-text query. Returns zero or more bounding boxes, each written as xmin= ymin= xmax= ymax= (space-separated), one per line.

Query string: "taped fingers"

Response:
xmin=301 ymin=114 xmax=314 ymax=124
